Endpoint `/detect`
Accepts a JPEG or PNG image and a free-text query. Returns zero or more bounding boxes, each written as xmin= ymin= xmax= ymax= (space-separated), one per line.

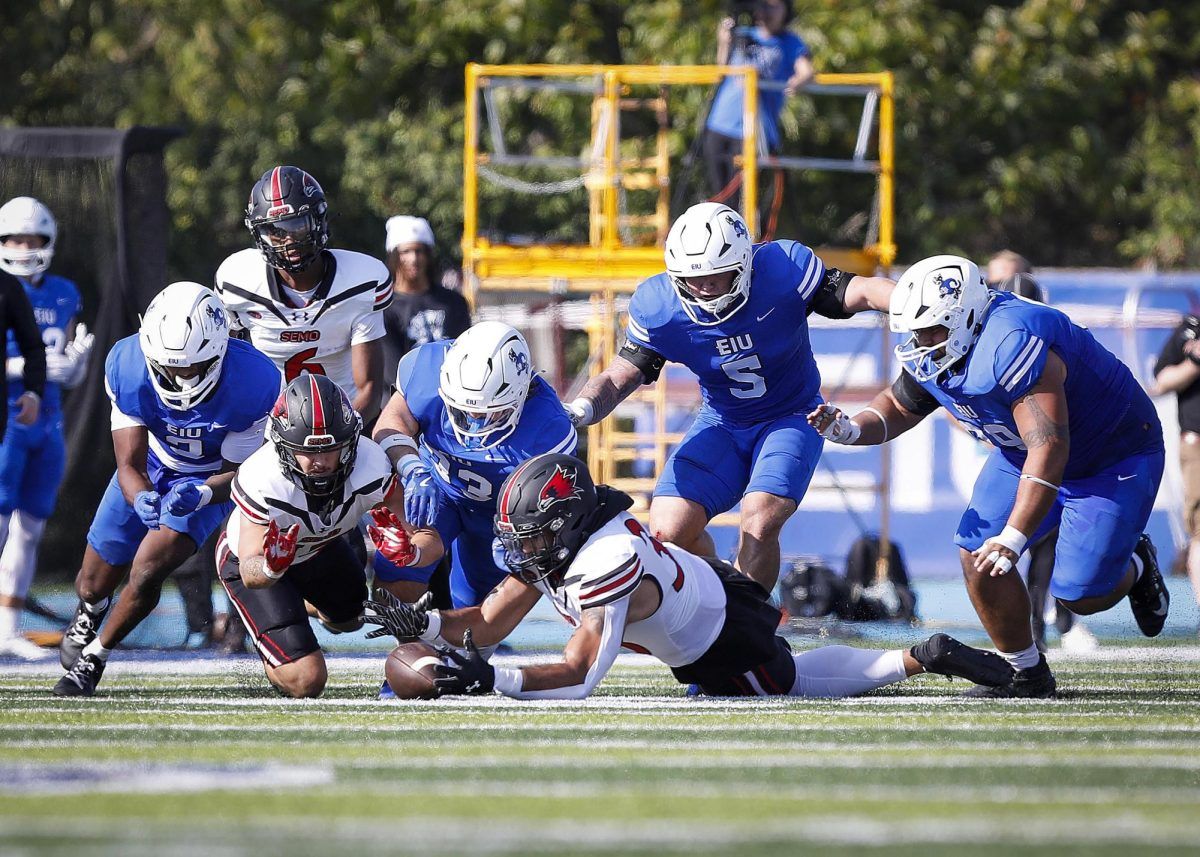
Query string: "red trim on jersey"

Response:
xmin=580 ymin=562 xmax=641 ymax=601
xmin=232 ymin=490 xmax=269 ymax=525
xmin=622 ymin=641 xmax=651 ymax=655
xmin=309 ymin=374 xmax=325 ymax=433
xmin=382 ymin=475 xmax=398 ymax=502
xmin=754 ymin=664 xmax=784 ymax=695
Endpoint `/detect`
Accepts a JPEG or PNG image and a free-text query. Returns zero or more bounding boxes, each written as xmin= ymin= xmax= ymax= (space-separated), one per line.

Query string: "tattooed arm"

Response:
xmin=1007 ymin=350 xmax=1070 ymax=536
xmin=570 ymin=355 xmax=648 ymax=426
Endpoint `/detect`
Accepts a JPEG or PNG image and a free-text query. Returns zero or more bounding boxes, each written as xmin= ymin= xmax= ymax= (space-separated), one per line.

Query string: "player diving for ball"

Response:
xmin=363 ymin=453 xmax=1013 ymax=700
xmin=218 ymin=373 xmax=439 ymax=698
xmin=808 ymin=255 xmax=1168 ymax=698
xmin=564 ymin=202 xmax=895 ymax=591
xmin=54 ymin=283 xmax=281 ymax=696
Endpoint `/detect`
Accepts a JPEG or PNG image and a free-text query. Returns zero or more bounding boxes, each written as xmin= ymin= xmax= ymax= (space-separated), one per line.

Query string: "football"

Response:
xmin=384 ymin=641 xmax=445 ymax=700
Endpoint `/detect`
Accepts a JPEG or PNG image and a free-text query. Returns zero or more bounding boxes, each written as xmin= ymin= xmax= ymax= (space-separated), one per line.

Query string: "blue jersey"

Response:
xmin=626 ymin=240 xmax=827 ymax=426
xmin=706 ymin=29 xmax=810 ymax=149
xmin=398 ymin=340 xmax=578 ymax=515
xmin=6 ymin=273 xmax=81 ymax=414
xmin=104 ymin=336 xmax=281 ymax=481
xmin=912 ymin=292 xmax=1163 ymax=479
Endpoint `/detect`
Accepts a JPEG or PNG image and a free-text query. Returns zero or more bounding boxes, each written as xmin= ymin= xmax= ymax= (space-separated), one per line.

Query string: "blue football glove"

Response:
xmin=163 ymin=478 xmax=212 ymax=517
xmin=402 ymin=462 xmax=440 ymax=528
xmin=134 ymin=490 xmax=161 ymax=530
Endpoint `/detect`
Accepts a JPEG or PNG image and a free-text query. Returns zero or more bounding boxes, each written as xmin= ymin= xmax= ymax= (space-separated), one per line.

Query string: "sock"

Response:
xmin=1000 ymin=644 xmax=1041 ymax=671
xmin=82 ymin=639 xmax=112 ymax=661
xmin=789 ymin=646 xmax=908 ymax=698
xmin=0 ymin=604 xmax=17 ymax=639
xmin=1130 ymin=551 xmax=1145 ymax=581
xmin=83 ymin=597 xmax=110 ymax=614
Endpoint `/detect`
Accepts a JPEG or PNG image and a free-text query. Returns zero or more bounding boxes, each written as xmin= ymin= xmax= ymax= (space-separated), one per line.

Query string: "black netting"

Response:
xmin=0 ymin=127 xmax=180 ymax=581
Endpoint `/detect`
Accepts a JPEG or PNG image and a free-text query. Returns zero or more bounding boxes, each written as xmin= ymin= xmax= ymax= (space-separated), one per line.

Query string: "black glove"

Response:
xmin=362 ymin=589 xmax=432 ymax=641
xmin=434 ymin=629 xmax=495 ymax=695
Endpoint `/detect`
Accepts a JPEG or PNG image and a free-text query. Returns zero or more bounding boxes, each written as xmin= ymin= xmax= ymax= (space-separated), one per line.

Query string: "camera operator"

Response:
xmin=702 ymin=0 xmax=813 ymax=209
xmin=1154 ymin=314 xmax=1200 ymax=625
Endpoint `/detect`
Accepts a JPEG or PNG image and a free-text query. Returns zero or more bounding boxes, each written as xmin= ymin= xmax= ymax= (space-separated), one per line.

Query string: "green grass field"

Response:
xmin=3 ymin=645 xmax=1200 ymax=856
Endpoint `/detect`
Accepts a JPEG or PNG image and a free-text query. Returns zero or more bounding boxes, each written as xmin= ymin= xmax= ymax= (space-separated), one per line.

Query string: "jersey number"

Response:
xmin=284 ymin=347 xmax=327 ymax=382
xmin=164 ymin=435 xmax=204 ymax=460
xmin=967 ymin=422 xmax=1027 ymax=450
xmin=722 ymin=355 xmax=766 ymax=399
xmin=428 ymin=449 xmax=494 ymax=503
xmin=624 ymin=518 xmax=685 ymax=592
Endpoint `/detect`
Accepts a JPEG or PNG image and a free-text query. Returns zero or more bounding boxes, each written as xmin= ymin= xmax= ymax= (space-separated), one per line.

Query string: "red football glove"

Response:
xmin=368 ymin=506 xmax=417 ymax=566
xmin=263 ymin=518 xmax=301 ymax=575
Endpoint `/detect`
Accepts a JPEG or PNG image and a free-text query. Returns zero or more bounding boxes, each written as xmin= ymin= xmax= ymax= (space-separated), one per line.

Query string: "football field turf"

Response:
xmin=2 ymin=646 xmax=1199 ymax=856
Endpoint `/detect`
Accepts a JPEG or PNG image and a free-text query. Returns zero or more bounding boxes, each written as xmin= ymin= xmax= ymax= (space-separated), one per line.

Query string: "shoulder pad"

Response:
xmin=570 ymin=531 xmax=643 ymax=609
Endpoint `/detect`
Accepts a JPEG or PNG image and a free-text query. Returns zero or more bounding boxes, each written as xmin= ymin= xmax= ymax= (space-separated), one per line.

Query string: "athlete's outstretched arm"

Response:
xmin=973 ymin=351 xmax=1069 ymax=576
xmin=841 ymin=275 xmax=896 ymax=313
xmin=808 ymin=375 xmax=935 ymax=447
xmin=350 ymin=339 xmax=383 ymax=425
xmin=369 ymin=575 xmax=542 ymax=647
xmin=570 ymin=355 xmax=646 ymax=426
xmin=492 ymin=601 xmax=627 ymax=699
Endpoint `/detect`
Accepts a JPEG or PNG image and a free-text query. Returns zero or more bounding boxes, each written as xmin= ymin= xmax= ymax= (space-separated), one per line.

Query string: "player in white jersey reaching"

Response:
xmin=215 ymin=165 xmax=391 ymax=425
xmin=364 ymin=453 xmax=1013 ymax=700
xmin=220 ymin=373 xmax=441 ymax=698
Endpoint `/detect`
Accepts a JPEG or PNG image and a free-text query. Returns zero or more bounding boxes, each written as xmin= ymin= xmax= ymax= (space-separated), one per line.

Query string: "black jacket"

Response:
xmin=0 ymin=269 xmax=47 ymax=435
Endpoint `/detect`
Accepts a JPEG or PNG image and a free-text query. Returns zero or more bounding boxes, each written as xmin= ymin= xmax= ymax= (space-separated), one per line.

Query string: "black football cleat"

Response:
xmin=53 ymin=653 xmax=106 ymax=698
xmin=60 ymin=600 xmax=108 ymax=670
xmin=911 ymin=633 xmax=1015 ymax=687
xmin=963 ymin=653 xmax=1057 ymax=699
xmin=1127 ymin=534 xmax=1169 ymax=638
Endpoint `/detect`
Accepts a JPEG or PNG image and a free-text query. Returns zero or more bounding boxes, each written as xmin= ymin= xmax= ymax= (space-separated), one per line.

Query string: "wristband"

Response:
xmin=396 ymin=454 xmax=422 ymax=479
xmin=195 ymin=484 xmax=214 ymax=509
xmin=420 ymin=610 xmax=442 ymax=644
xmin=379 ymin=433 xmax=417 ymax=455
xmin=19 ymin=390 xmax=40 ymax=404
xmin=991 ymin=525 xmax=1028 ymax=557
xmin=493 ymin=666 xmax=524 ymax=697
xmin=260 ymin=563 xmax=285 ymax=581
xmin=567 ymin=398 xmax=594 ymax=425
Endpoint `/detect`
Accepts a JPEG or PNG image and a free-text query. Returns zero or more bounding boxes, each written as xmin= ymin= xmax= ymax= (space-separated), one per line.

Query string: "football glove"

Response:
xmin=367 ymin=506 xmax=418 ymax=566
xmin=263 ymin=518 xmax=301 ymax=575
xmin=134 ymin=490 xmax=161 ymax=530
xmin=362 ymin=589 xmax=433 ymax=641
xmin=808 ymin=403 xmax=861 ymax=445
xmin=434 ymin=629 xmax=495 ymax=696
xmin=564 ymin=398 xmax=594 ymax=427
xmin=163 ymin=478 xmax=213 ymax=517
xmin=401 ymin=461 xmax=440 ymax=528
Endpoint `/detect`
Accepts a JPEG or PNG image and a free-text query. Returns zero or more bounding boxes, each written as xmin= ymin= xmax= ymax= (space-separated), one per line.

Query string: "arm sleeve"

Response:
xmin=806 ymin=267 xmax=856 ymax=319
xmin=890 ymin=370 xmax=941 ymax=417
xmin=221 ymin=415 xmax=269 ymax=463
xmin=1154 ymin=325 xmax=1187 ymax=375
xmin=617 ymin=338 xmax=666 ymax=384
xmin=496 ymin=599 xmax=629 ymax=700
xmin=5 ymin=276 xmax=45 ymax=397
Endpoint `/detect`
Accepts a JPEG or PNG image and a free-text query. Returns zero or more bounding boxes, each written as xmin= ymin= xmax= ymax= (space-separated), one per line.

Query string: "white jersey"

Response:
xmin=214 ymin=248 xmax=392 ymax=400
xmin=533 ymin=511 xmax=727 ymax=668
xmin=226 ymin=435 xmax=395 ymax=565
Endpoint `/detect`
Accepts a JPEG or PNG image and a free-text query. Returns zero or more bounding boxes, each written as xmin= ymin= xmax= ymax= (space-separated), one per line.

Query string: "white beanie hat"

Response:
xmin=385 ymin=215 xmax=435 ymax=253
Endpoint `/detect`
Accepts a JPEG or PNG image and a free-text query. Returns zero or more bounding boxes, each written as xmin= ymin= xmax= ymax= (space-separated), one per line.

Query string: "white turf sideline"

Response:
xmin=6 ymin=645 xmax=1200 ymax=678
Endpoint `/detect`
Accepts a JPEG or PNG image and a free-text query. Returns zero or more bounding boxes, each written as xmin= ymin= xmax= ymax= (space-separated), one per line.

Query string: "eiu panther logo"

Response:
xmin=509 ymin=347 xmax=529 ymax=376
xmin=725 ymin=214 xmax=748 ymax=240
xmin=205 ymin=303 xmax=227 ymax=329
xmin=934 ymin=274 xmax=962 ymax=298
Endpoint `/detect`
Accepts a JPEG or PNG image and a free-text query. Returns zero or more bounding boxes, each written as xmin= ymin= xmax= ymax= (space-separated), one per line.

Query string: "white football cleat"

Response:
xmin=0 ymin=634 xmax=54 ymax=661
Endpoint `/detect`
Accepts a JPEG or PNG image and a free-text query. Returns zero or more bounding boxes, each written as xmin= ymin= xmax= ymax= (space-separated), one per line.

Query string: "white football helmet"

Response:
xmin=139 ymin=282 xmax=231 ymax=410
xmin=890 ymin=254 xmax=991 ymax=382
xmin=0 ymin=197 xmax=57 ymax=280
xmin=439 ymin=321 xmax=533 ymax=449
xmin=664 ymin=202 xmax=753 ymax=325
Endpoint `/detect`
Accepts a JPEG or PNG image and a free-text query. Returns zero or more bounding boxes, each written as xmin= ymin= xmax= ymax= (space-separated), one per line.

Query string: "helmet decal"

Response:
xmin=508 ymin=346 xmax=529 ymax=376
xmin=205 ymin=302 xmax=227 ymax=329
xmin=537 ymin=464 xmax=581 ymax=512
